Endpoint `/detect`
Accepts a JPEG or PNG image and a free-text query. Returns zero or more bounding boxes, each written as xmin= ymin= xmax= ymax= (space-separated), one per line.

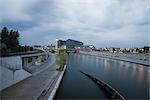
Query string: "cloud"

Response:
xmin=1 ymin=0 xmax=44 ymax=22
xmin=1 ymin=0 xmax=150 ymax=47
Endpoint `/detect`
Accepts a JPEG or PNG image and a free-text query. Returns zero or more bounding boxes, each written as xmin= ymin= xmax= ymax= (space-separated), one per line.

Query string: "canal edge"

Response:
xmin=48 ymin=64 xmax=67 ymax=100
xmin=79 ymin=52 xmax=150 ymax=66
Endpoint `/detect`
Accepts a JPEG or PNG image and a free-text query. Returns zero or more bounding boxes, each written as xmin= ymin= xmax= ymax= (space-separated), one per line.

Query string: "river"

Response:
xmin=56 ymin=53 xmax=149 ymax=99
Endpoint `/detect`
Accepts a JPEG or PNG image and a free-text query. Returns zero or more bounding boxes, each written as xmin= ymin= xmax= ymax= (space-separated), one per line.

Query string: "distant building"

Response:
xmin=143 ymin=46 xmax=150 ymax=53
xmin=56 ymin=39 xmax=83 ymax=52
xmin=80 ymin=45 xmax=92 ymax=52
xmin=33 ymin=45 xmax=42 ymax=48
xmin=66 ymin=39 xmax=83 ymax=51
xmin=57 ymin=40 xmax=66 ymax=48
xmin=80 ymin=45 xmax=95 ymax=52
xmin=115 ymin=48 xmax=121 ymax=53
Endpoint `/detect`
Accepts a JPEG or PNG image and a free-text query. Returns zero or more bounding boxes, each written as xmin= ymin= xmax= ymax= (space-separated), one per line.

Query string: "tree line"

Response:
xmin=0 ymin=27 xmax=33 ymax=57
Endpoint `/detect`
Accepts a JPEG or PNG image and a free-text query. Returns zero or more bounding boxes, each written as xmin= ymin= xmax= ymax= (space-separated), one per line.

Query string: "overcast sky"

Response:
xmin=1 ymin=0 xmax=150 ymax=47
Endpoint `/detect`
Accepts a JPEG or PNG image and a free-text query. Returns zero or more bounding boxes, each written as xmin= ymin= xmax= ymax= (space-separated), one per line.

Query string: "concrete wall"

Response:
xmin=0 ymin=66 xmax=31 ymax=91
xmin=0 ymin=56 xmax=22 ymax=69
xmin=0 ymin=54 xmax=49 ymax=91
xmin=1 ymin=56 xmax=22 ymax=66
xmin=14 ymin=70 xmax=31 ymax=83
xmin=0 ymin=66 xmax=14 ymax=91
xmin=0 ymin=56 xmax=31 ymax=91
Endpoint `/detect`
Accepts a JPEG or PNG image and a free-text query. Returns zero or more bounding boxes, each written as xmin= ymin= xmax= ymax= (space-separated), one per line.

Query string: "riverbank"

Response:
xmin=36 ymin=65 xmax=67 ymax=100
xmin=37 ymin=50 xmax=67 ymax=100
xmin=48 ymin=64 xmax=67 ymax=100
xmin=79 ymin=51 xmax=150 ymax=66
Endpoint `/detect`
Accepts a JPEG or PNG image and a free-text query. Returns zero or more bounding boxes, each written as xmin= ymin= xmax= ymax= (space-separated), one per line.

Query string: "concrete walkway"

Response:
xmin=1 ymin=54 xmax=60 ymax=100
xmin=29 ymin=53 xmax=56 ymax=75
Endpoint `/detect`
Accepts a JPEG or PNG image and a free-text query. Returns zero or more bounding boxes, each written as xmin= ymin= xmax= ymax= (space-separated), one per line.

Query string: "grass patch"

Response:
xmin=33 ymin=48 xmax=43 ymax=53
xmin=57 ymin=49 xmax=67 ymax=71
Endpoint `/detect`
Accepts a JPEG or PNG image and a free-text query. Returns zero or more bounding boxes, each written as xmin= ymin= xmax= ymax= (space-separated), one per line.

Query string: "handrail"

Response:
xmin=20 ymin=52 xmax=49 ymax=58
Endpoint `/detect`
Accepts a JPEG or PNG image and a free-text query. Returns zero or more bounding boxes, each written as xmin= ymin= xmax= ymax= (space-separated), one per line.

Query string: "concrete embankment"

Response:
xmin=48 ymin=64 xmax=67 ymax=100
xmin=0 ymin=56 xmax=31 ymax=91
xmin=0 ymin=53 xmax=52 ymax=91
xmin=80 ymin=71 xmax=126 ymax=100
xmin=79 ymin=51 xmax=150 ymax=66
xmin=1 ymin=53 xmax=59 ymax=100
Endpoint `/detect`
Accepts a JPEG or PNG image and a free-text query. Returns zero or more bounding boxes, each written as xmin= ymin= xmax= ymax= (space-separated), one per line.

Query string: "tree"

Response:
xmin=0 ymin=27 xmax=33 ymax=56
xmin=113 ymin=48 xmax=115 ymax=53
xmin=0 ymin=27 xmax=21 ymax=55
xmin=144 ymin=46 xmax=150 ymax=53
xmin=0 ymin=27 xmax=9 ymax=56
xmin=0 ymin=27 xmax=9 ymax=46
xmin=0 ymin=43 xmax=8 ymax=56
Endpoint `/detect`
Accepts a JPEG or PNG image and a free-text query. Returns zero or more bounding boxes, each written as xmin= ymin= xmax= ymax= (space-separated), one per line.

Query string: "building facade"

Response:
xmin=57 ymin=39 xmax=83 ymax=52
xmin=57 ymin=40 xmax=66 ymax=48
xmin=66 ymin=39 xmax=83 ymax=51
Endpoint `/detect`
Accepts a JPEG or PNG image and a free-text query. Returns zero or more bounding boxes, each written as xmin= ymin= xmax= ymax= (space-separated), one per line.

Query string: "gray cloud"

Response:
xmin=1 ymin=0 xmax=150 ymax=47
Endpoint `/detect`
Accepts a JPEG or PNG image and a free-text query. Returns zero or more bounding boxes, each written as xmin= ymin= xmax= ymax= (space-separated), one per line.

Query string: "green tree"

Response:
xmin=0 ymin=27 xmax=9 ymax=46
xmin=1 ymin=27 xmax=33 ymax=56
xmin=0 ymin=27 xmax=9 ymax=56
xmin=0 ymin=27 xmax=20 ymax=55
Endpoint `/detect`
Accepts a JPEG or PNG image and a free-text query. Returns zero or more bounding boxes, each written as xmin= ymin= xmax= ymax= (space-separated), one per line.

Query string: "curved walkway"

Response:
xmin=1 ymin=53 xmax=60 ymax=100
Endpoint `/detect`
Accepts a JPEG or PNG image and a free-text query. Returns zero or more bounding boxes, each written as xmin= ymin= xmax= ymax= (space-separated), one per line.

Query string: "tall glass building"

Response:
xmin=57 ymin=39 xmax=83 ymax=52
xmin=66 ymin=39 xmax=83 ymax=52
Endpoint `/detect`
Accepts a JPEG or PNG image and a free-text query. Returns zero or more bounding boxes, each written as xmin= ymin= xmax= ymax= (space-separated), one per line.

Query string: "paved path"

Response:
xmin=1 ymin=54 xmax=60 ymax=100
xmin=29 ymin=53 xmax=56 ymax=75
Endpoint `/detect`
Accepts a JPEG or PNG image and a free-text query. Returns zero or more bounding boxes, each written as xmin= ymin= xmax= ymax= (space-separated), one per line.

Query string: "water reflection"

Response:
xmin=57 ymin=54 xmax=149 ymax=99
xmin=82 ymin=54 xmax=149 ymax=99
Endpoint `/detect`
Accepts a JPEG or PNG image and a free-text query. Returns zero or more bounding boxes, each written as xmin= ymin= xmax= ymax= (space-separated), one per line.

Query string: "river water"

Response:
xmin=56 ymin=53 xmax=149 ymax=99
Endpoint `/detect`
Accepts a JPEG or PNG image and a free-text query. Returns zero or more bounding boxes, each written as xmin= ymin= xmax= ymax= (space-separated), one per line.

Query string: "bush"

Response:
xmin=57 ymin=49 xmax=66 ymax=71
